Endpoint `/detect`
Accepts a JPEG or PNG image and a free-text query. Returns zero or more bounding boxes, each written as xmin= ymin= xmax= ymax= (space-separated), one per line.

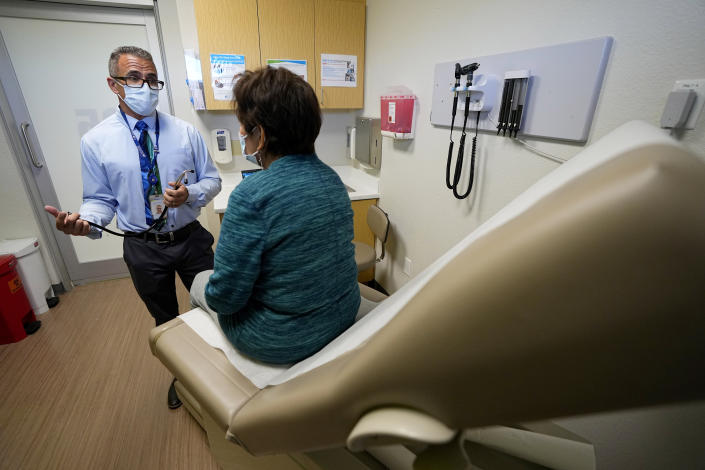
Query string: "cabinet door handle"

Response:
xmin=20 ymin=122 xmax=43 ymax=168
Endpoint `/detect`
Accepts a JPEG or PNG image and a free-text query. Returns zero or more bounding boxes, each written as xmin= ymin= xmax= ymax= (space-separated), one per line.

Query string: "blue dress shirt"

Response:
xmin=79 ymin=109 xmax=221 ymax=235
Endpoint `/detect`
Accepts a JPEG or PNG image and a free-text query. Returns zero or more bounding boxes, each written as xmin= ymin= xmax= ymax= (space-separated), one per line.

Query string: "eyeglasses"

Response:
xmin=111 ymin=76 xmax=164 ymax=90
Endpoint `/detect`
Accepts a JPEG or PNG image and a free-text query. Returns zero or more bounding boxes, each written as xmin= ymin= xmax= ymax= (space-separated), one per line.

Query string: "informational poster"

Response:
xmin=184 ymin=49 xmax=205 ymax=110
xmin=320 ymin=53 xmax=357 ymax=88
xmin=266 ymin=59 xmax=307 ymax=81
xmin=210 ymin=54 xmax=245 ymax=101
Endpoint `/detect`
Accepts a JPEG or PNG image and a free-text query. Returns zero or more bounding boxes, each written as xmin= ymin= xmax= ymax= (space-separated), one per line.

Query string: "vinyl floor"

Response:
xmin=0 ymin=277 xmax=219 ymax=470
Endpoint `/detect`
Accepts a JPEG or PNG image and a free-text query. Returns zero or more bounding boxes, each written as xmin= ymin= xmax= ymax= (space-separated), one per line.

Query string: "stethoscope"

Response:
xmin=446 ymin=62 xmax=480 ymax=200
xmin=70 ymin=111 xmax=195 ymax=236
xmin=68 ymin=168 xmax=194 ymax=237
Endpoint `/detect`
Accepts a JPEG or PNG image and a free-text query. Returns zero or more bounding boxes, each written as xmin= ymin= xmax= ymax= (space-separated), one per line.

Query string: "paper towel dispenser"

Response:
xmin=353 ymin=117 xmax=381 ymax=170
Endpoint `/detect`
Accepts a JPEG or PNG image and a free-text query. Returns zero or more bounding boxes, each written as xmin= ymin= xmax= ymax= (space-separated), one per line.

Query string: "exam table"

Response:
xmin=149 ymin=121 xmax=705 ymax=469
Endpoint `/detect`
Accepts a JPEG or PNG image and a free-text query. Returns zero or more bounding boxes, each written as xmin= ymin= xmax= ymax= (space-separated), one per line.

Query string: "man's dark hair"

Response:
xmin=234 ymin=67 xmax=321 ymax=156
xmin=109 ymin=46 xmax=154 ymax=76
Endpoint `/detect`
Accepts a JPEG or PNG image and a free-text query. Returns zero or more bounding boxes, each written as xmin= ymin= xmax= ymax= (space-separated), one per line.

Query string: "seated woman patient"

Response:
xmin=191 ymin=66 xmax=360 ymax=364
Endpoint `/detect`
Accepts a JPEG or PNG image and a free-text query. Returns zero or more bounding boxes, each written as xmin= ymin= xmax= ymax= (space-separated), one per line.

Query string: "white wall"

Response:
xmin=364 ymin=3 xmax=705 ymax=466
xmin=364 ymin=0 xmax=705 ymax=292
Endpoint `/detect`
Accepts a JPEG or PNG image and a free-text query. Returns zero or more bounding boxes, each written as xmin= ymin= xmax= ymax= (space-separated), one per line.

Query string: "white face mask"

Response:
xmin=239 ymin=131 xmax=262 ymax=167
xmin=115 ymin=81 xmax=159 ymax=116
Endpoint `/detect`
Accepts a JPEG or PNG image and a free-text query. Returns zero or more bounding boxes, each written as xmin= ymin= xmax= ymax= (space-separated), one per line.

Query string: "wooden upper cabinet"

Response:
xmin=193 ymin=0 xmax=365 ymax=110
xmin=258 ymin=0 xmax=315 ymax=90
xmin=193 ymin=0 xmax=261 ymax=110
xmin=315 ymin=0 xmax=366 ymax=109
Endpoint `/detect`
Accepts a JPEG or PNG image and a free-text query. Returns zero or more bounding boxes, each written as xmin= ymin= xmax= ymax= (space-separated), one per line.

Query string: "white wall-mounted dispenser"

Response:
xmin=210 ymin=128 xmax=232 ymax=164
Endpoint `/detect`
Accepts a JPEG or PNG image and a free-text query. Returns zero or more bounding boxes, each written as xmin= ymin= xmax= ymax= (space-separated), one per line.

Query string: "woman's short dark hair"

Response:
xmin=234 ymin=67 xmax=321 ymax=156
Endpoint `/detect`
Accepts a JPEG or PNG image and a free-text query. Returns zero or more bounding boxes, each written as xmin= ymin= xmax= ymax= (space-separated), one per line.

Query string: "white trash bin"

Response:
xmin=0 ymin=238 xmax=51 ymax=315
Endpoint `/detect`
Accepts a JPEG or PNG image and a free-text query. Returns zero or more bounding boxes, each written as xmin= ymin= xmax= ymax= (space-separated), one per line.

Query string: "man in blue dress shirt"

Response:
xmin=45 ymin=46 xmax=221 ymax=409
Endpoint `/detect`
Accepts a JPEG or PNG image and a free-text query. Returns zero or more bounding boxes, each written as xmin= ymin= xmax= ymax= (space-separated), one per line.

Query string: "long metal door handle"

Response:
xmin=20 ymin=122 xmax=43 ymax=168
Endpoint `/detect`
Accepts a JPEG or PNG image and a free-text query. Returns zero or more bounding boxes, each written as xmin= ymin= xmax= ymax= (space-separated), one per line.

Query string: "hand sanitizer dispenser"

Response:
xmin=210 ymin=129 xmax=232 ymax=164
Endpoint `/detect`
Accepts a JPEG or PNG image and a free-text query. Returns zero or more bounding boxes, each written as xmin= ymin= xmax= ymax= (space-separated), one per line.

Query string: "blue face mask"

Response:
xmin=239 ymin=131 xmax=261 ymax=166
xmin=116 ymin=81 xmax=159 ymax=117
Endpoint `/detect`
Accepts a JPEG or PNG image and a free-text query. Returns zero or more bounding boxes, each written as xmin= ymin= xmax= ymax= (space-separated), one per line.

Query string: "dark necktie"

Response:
xmin=135 ymin=120 xmax=151 ymax=159
xmin=134 ymin=120 xmax=155 ymax=224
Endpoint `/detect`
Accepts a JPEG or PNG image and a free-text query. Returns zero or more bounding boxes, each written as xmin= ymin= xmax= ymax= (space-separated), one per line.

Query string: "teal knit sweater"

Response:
xmin=205 ymin=154 xmax=360 ymax=364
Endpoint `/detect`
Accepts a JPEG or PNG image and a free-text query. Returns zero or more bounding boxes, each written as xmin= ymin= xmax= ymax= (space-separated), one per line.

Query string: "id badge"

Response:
xmin=149 ymin=194 xmax=165 ymax=217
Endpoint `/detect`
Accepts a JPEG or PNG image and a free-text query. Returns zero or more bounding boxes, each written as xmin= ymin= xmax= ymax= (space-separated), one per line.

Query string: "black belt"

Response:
xmin=126 ymin=220 xmax=200 ymax=244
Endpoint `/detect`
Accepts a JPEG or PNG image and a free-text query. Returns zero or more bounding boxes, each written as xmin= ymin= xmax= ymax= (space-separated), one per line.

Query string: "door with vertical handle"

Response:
xmin=0 ymin=1 xmax=171 ymax=284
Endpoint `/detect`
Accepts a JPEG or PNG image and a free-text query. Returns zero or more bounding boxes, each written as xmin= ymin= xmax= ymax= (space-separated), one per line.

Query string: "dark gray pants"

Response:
xmin=123 ymin=224 xmax=214 ymax=326
xmin=189 ymin=269 xmax=218 ymax=322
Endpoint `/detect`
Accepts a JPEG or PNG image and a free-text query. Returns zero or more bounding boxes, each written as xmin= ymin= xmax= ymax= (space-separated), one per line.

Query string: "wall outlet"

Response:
xmin=403 ymin=257 xmax=412 ymax=276
xmin=672 ymin=79 xmax=705 ymax=129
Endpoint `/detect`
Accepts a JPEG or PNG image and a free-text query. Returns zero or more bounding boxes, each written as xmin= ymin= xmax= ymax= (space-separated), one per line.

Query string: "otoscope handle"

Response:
xmin=498 ymin=80 xmax=510 ymax=134
xmin=454 ymin=133 xmax=467 ymax=187
xmin=446 ymin=141 xmax=455 ymax=189
xmin=454 ymin=135 xmax=476 ymax=200
xmin=457 ymin=133 xmax=467 ymax=159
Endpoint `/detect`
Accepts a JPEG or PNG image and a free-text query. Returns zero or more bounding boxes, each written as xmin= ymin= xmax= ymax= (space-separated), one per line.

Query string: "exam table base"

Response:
xmin=174 ymin=377 xmax=391 ymax=470
xmin=176 ymin=380 xmax=582 ymax=470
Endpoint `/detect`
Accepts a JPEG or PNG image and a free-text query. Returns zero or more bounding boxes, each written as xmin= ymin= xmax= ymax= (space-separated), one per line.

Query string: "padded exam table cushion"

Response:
xmin=150 ymin=121 xmax=705 ymax=455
